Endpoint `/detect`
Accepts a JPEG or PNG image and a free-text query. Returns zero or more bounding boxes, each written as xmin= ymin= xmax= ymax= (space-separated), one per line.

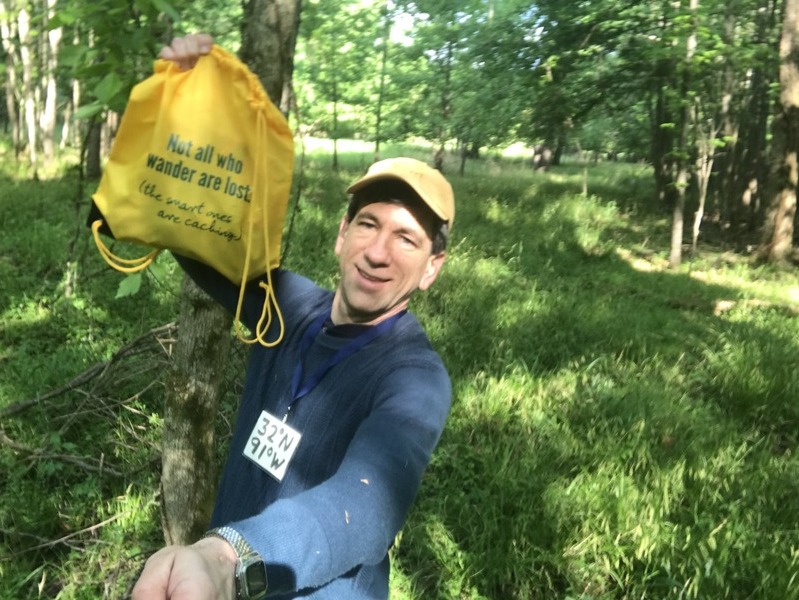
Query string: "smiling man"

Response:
xmin=333 ymin=163 xmax=449 ymax=325
xmin=132 ymin=35 xmax=456 ymax=600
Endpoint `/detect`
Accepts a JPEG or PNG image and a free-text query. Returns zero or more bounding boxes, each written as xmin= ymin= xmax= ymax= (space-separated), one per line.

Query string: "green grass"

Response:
xmin=1 ymin=137 xmax=798 ymax=598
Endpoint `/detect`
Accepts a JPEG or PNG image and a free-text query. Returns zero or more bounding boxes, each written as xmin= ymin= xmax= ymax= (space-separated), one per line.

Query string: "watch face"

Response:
xmin=242 ymin=560 xmax=268 ymax=598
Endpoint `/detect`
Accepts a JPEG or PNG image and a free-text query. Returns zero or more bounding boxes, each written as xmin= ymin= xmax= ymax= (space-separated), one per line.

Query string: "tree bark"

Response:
xmin=84 ymin=118 xmax=102 ymax=179
xmin=0 ymin=0 xmax=20 ymax=153
xmin=17 ymin=7 xmax=36 ymax=167
xmin=727 ymin=1 xmax=776 ymax=234
xmin=161 ymin=275 xmax=233 ymax=545
xmin=692 ymin=97 xmax=717 ymax=253
xmin=669 ymin=0 xmax=698 ymax=270
xmin=651 ymin=84 xmax=676 ymax=211
xmin=240 ymin=0 xmax=302 ymax=114
xmin=761 ymin=0 xmax=799 ymax=263
xmin=160 ymin=0 xmax=302 ymax=545
xmin=373 ymin=2 xmax=390 ymax=162
xmin=40 ymin=0 xmax=61 ymax=166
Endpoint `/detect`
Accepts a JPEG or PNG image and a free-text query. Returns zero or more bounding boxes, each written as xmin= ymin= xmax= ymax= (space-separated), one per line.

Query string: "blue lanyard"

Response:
xmin=286 ymin=310 xmax=406 ymax=418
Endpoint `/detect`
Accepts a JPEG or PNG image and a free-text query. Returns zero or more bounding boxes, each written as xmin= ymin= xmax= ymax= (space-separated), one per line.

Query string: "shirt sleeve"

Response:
xmin=230 ymin=363 xmax=452 ymax=596
xmin=173 ymin=253 xmax=313 ymax=334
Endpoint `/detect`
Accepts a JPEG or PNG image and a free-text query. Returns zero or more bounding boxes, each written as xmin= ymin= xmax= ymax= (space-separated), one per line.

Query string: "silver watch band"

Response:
xmin=206 ymin=526 xmax=254 ymax=559
xmin=205 ymin=526 xmax=268 ymax=599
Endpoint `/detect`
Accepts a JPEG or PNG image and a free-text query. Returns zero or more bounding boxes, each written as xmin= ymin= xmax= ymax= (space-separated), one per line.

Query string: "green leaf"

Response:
xmin=150 ymin=0 xmax=182 ymax=23
xmin=94 ymin=73 xmax=125 ymax=104
xmin=47 ymin=11 xmax=77 ymax=28
xmin=116 ymin=273 xmax=143 ymax=299
xmin=73 ymin=103 xmax=104 ymax=120
xmin=58 ymin=45 xmax=89 ymax=69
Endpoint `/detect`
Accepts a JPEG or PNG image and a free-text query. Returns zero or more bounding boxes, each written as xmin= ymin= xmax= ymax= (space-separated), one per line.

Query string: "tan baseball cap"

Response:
xmin=346 ymin=157 xmax=455 ymax=228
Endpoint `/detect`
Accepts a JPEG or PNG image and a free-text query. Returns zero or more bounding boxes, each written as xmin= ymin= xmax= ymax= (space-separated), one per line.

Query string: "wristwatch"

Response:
xmin=206 ymin=526 xmax=268 ymax=599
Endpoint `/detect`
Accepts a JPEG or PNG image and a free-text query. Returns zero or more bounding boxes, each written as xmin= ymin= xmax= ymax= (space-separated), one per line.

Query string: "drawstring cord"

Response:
xmin=93 ymin=45 xmax=286 ymax=348
xmin=232 ymin=98 xmax=285 ymax=347
xmin=91 ymin=220 xmax=160 ymax=273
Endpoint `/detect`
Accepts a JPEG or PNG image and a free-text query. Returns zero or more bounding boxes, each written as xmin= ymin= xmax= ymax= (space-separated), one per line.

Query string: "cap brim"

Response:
xmin=346 ymin=173 xmax=449 ymax=222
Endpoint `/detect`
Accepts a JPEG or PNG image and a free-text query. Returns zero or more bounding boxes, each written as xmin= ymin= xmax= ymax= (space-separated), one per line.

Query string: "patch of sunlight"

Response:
xmin=303 ymin=137 xmax=372 ymax=154
xmin=693 ymin=269 xmax=799 ymax=306
xmin=546 ymin=172 xmax=577 ymax=183
xmin=99 ymin=486 xmax=159 ymax=535
xmin=499 ymin=141 xmax=532 ymax=158
xmin=615 ymin=247 xmax=668 ymax=272
xmin=1 ymin=300 xmax=50 ymax=325
xmin=484 ymin=198 xmax=508 ymax=223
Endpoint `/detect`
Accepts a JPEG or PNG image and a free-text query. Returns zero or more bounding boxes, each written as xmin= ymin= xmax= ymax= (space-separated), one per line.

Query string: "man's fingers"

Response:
xmin=130 ymin=547 xmax=177 ymax=600
xmin=159 ymin=34 xmax=214 ymax=70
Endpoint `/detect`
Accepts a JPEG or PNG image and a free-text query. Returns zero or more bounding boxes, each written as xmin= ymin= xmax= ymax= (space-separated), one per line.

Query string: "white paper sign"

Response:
xmin=243 ymin=410 xmax=301 ymax=481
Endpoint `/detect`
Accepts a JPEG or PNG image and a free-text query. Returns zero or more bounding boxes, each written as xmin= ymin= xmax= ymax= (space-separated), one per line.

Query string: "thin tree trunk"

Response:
xmin=669 ymin=0 xmax=698 ymax=270
xmin=41 ymin=0 xmax=61 ymax=165
xmin=651 ymin=85 xmax=676 ymax=210
xmin=161 ymin=275 xmax=233 ymax=545
xmin=84 ymin=118 xmax=102 ymax=179
xmin=760 ymin=0 xmax=799 ymax=263
xmin=373 ymin=2 xmax=390 ymax=162
xmin=332 ymin=74 xmax=339 ymax=170
xmin=692 ymin=99 xmax=718 ymax=253
xmin=0 ymin=0 xmax=20 ymax=154
xmin=160 ymin=0 xmax=302 ymax=545
xmin=17 ymin=7 xmax=36 ymax=168
xmin=716 ymin=0 xmax=737 ymax=229
xmin=434 ymin=40 xmax=453 ymax=172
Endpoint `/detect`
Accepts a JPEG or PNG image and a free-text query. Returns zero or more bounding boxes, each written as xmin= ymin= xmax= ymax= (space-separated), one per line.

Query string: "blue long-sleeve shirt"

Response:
xmin=177 ymin=257 xmax=451 ymax=598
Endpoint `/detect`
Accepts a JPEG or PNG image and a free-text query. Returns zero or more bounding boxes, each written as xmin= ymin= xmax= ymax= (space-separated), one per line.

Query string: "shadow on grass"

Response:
xmin=396 ymin=165 xmax=799 ymax=598
xmin=2 ymin=158 xmax=798 ymax=598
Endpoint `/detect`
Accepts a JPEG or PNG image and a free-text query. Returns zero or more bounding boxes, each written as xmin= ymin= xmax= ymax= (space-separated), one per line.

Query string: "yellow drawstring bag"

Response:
xmin=90 ymin=45 xmax=293 ymax=347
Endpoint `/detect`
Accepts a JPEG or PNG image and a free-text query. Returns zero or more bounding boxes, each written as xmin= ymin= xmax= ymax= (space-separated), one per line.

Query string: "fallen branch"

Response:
xmin=1 ymin=322 xmax=177 ymax=418
xmin=0 ymin=490 xmax=159 ymax=559
xmin=0 ymin=429 xmax=123 ymax=477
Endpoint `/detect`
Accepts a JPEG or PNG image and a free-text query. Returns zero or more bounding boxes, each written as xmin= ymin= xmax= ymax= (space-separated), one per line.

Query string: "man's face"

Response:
xmin=332 ymin=201 xmax=445 ymax=325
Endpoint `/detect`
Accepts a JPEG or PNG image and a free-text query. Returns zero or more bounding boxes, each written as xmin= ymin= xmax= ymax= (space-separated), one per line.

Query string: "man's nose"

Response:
xmin=363 ymin=233 xmax=391 ymax=265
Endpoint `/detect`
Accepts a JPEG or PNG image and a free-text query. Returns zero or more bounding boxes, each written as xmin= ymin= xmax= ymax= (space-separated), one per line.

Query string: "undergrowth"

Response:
xmin=1 ymin=142 xmax=798 ymax=598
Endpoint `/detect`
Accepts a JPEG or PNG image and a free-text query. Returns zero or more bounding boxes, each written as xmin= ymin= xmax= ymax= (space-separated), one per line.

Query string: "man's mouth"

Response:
xmin=357 ymin=267 xmax=388 ymax=283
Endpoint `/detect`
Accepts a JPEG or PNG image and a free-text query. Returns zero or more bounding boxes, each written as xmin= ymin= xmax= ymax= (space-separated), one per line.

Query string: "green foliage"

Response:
xmin=2 ymin=144 xmax=799 ymax=598
xmin=55 ymin=0 xmax=185 ymax=117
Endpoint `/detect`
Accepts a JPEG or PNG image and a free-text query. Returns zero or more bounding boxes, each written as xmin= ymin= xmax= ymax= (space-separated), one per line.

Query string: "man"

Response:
xmin=132 ymin=35 xmax=454 ymax=600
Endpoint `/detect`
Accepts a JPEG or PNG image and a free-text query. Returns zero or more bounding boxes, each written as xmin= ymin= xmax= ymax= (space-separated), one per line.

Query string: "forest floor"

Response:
xmin=2 ymin=142 xmax=798 ymax=599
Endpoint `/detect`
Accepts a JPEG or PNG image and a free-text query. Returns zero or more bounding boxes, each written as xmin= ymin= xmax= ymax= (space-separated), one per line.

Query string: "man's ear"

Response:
xmin=334 ymin=215 xmax=350 ymax=256
xmin=418 ymin=252 xmax=446 ymax=291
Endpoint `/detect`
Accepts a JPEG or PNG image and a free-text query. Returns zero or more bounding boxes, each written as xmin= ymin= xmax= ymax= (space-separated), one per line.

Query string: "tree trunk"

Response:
xmin=0 ymin=0 xmax=20 ymax=154
xmin=332 ymin=77 xmax=339 ymax=170
xmin=240 ymin=0 xmax=302 ymax=113
xmin=40 ymin=0 xmax=61 ymax=166
xmin=160 ymin=0 xmax=302 ymax=545
xmin=692 ymin=98 xmax=717 ymax=253
xmin=716 ymin=0 xmax=738 ymax=229
xmin=84 ymin=118 xmax=102 ymax=179
xmin=760 ymin=0 xmax=799 ymax=264
xmin=161 ymin=275 xmax=233 ymax=545
xmin=435 ymin=40 xmax=453 ymax=171
xmin=651 ymin=85 xmax=676 ymax=211
xmin=669 ymin=0 xmax=698 ymax=270
xmin=17 ymin=7 xmax=36 ymax=168
xmin=728 ymin=1 xmax=776 ymax=235
xmin=373 ymin=2 xmax=390 ymax=162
